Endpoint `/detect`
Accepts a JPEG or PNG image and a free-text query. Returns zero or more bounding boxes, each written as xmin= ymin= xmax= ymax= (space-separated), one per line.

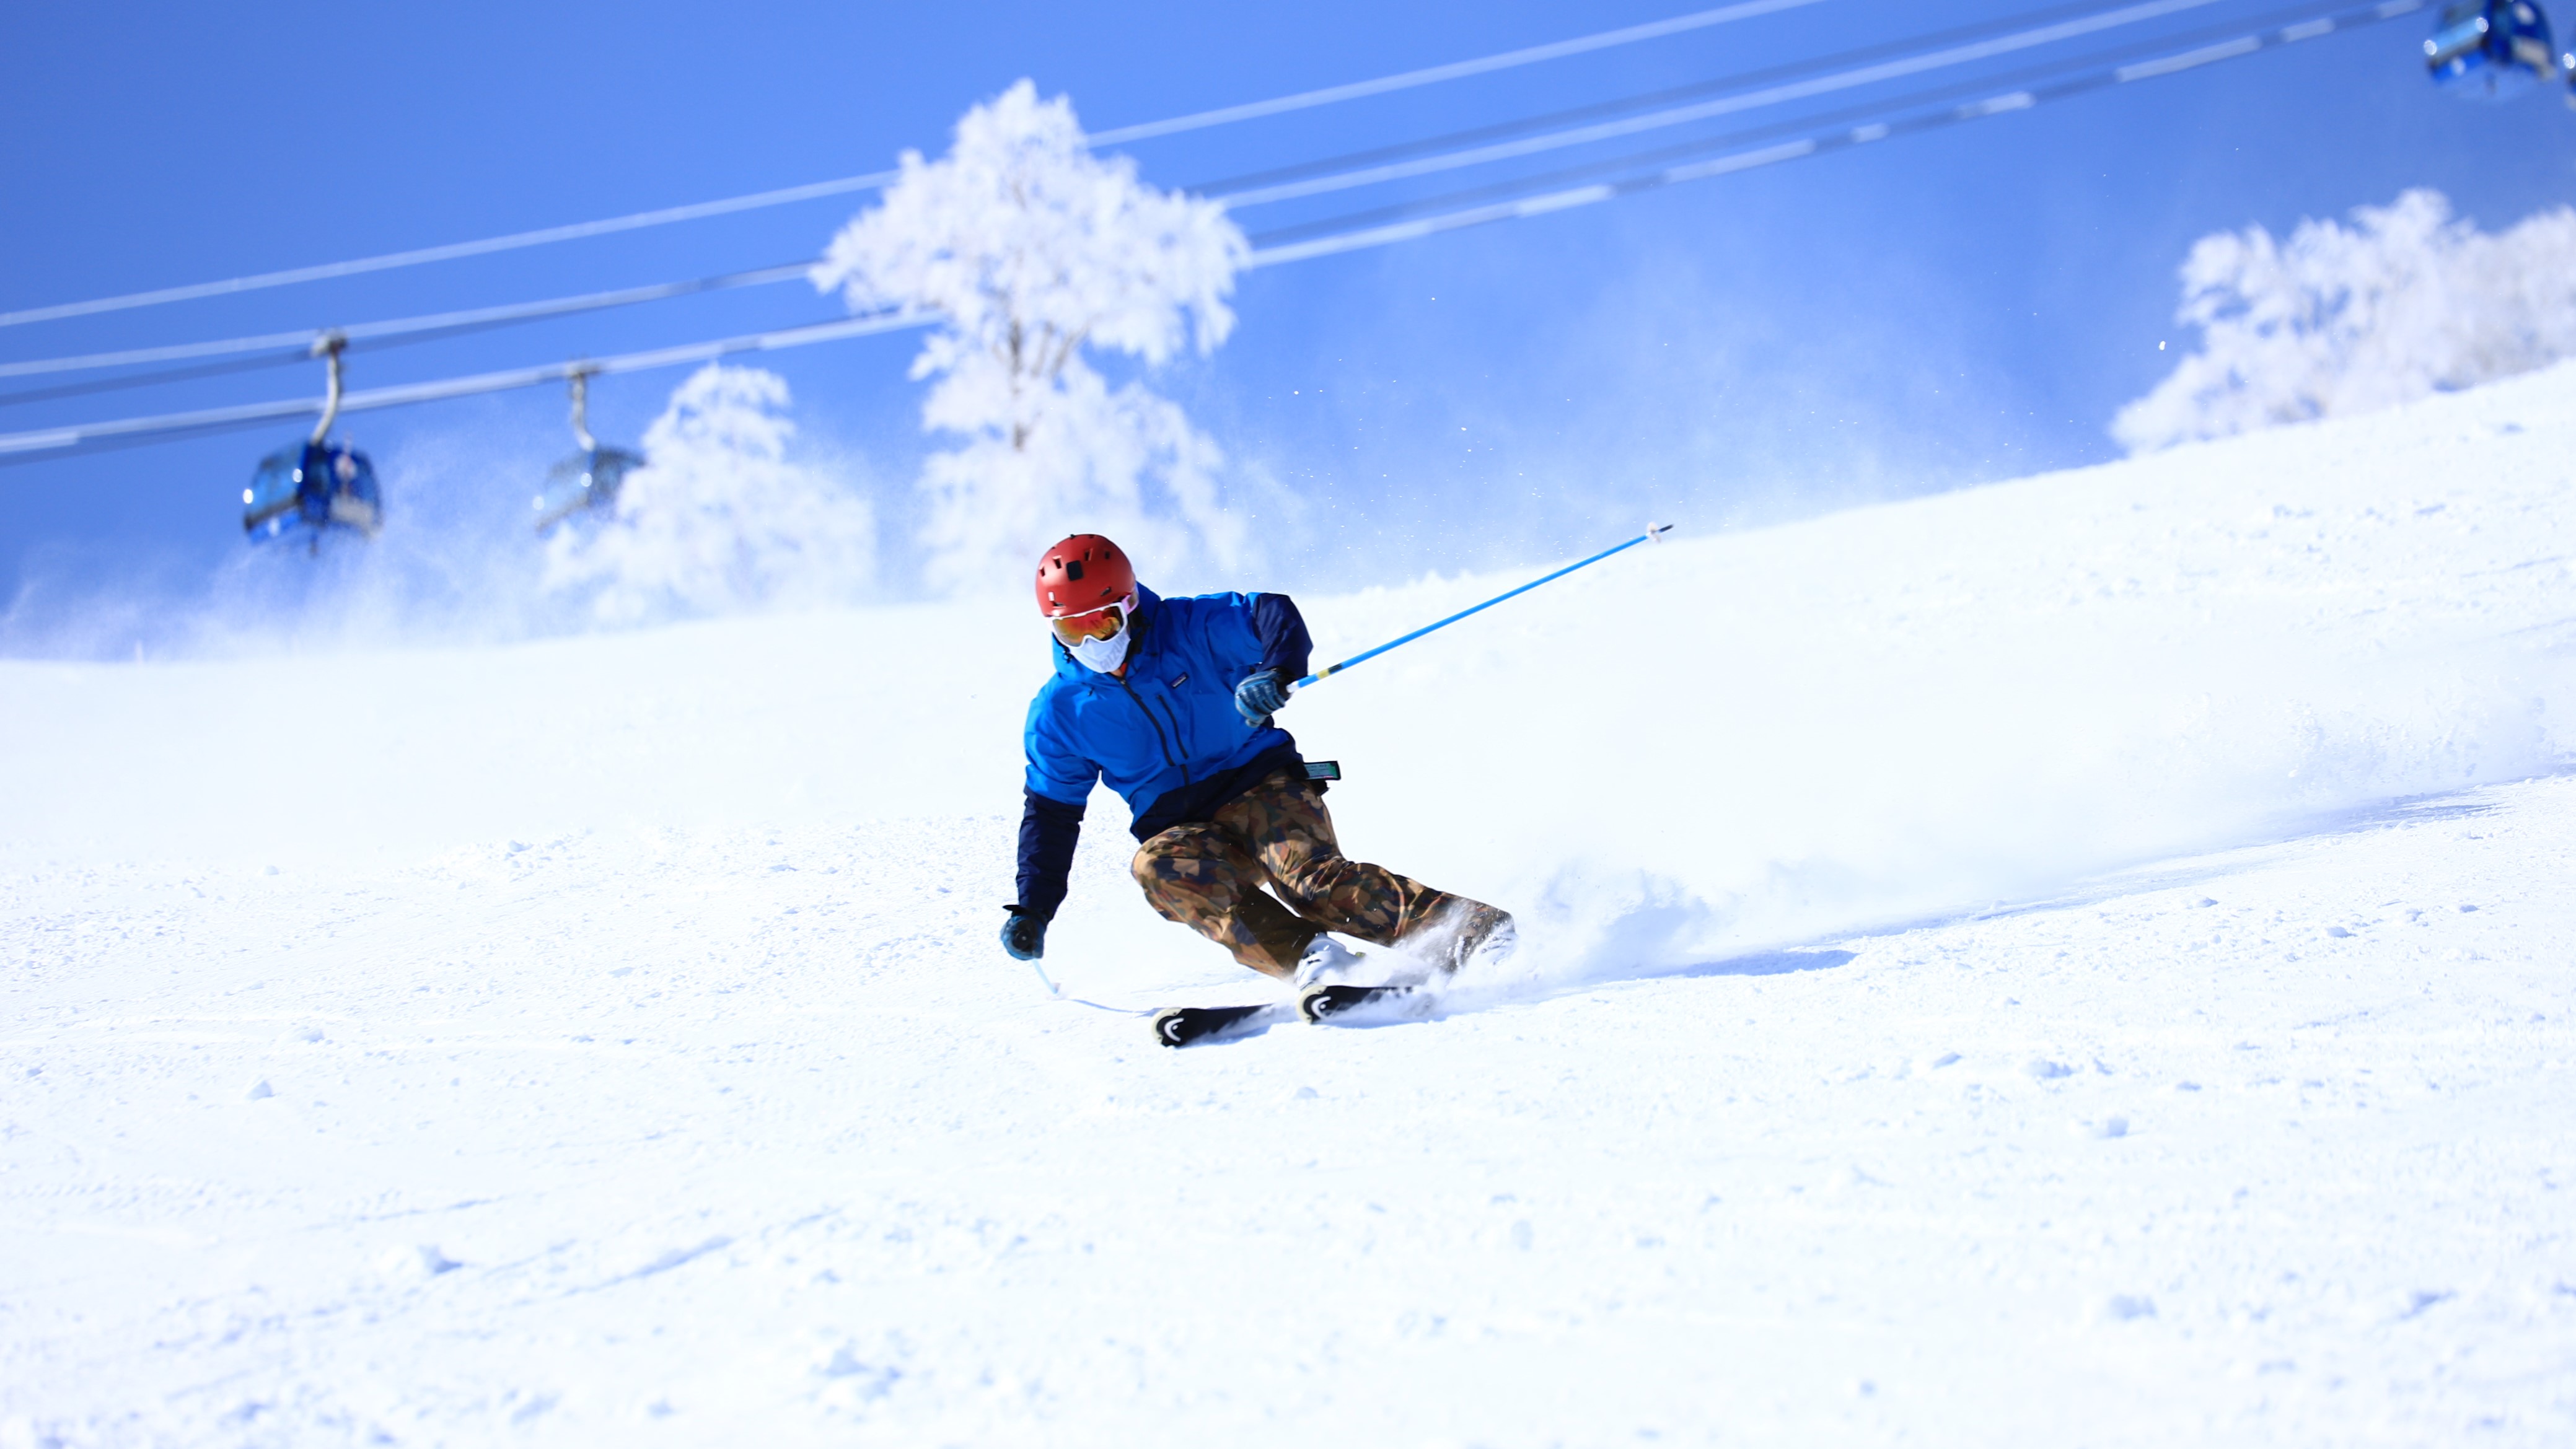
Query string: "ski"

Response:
xmin=1153 ymin=1000 xmax=1294 ymax=1048
xmin=1297 ymin=981 xmax=1430 ymax=1025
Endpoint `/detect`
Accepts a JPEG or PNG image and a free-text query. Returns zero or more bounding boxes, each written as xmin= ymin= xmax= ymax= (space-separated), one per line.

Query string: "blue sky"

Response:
xmin=4 ymin=0 xmax=2572 ymax=641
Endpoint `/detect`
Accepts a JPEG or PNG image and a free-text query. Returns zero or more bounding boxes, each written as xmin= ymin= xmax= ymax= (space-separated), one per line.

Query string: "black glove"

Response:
xmin=1000 ymin=906 xmax=1048 ymax=961
xmin=1234 ymin=668 xmax=1290 ymax=725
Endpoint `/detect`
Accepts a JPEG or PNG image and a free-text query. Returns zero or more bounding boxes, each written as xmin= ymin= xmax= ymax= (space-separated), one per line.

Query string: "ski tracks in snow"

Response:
xmin=4 ymin=777 xmax=2574 ymax=1443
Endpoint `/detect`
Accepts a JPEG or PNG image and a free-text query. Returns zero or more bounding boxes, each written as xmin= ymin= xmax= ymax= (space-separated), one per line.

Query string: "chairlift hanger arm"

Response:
xmin=308 ymin=334 xmax=345 ymax=446
xmin=568 ymin=368 xmax=598 ymax=452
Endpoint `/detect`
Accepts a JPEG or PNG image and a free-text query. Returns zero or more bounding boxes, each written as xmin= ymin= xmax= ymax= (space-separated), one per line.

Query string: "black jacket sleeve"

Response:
xmin=1251 ymin=592 xmax=1312 ymax=680
xmin=1014 ymin=789 xmax=1086 ymax=921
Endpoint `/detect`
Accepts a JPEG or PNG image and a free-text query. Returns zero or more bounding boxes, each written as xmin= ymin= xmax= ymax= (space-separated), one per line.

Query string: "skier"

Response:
xmin=999 ymin=534 xmax=1513 ymax=1035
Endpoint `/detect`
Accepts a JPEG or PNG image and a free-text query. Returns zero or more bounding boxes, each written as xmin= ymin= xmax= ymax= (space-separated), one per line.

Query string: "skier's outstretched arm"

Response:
xmin=1251 ymin=593 xmax=1312 ymax=678
xmin=1236 ymin=593 xmax=1313 ymax=724
xmin=1004 ymin=790 xmax=1084 ymax=960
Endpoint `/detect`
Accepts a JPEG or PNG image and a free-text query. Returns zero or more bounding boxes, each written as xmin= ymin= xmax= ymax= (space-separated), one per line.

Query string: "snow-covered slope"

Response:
xmin=4 ymin=364 xmax=2574 ymax=1445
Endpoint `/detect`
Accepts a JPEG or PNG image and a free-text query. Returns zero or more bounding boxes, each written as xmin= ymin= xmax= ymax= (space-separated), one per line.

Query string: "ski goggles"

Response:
xmin=1048 ymin=597 xmax=1132 ymax=646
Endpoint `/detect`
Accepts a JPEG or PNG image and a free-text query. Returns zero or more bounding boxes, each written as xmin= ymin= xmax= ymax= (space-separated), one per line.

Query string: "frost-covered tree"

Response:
xmin=543 ymin=364 xmax=874 ymax=624
xmin=2114 ymin=190 xmax=2576 ymax=453
xmin=812 ymin=81 xmax=1248 ymax=592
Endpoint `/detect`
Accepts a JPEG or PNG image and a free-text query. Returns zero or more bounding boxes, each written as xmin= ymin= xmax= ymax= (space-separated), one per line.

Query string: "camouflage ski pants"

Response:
xmin=1132 ymin=767 xmax=1470 ymax=978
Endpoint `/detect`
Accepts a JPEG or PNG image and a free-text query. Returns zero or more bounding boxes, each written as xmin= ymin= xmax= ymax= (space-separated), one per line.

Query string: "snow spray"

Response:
xmin=1288 ymin=523 xmax=1672 ymax=695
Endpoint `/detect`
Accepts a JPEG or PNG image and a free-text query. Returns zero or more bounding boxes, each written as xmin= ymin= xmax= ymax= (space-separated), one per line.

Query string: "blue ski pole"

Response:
xmin=1288 ymin=523 xmax=1673 ymax=695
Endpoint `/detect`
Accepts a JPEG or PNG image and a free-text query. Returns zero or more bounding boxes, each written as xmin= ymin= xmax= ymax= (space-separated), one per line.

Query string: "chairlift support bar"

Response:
xmin=1288 ymin=523 xmax=1674 ymax=694
xmin=568 ymin=367 xmax=598 ymax=451
xmin=308 ymin=333 xmax=346 ymax=445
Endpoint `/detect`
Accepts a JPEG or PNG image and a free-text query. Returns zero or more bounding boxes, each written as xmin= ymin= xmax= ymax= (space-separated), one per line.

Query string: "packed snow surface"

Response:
xmin=6 ymin=365 xmax=2575 ymax=1444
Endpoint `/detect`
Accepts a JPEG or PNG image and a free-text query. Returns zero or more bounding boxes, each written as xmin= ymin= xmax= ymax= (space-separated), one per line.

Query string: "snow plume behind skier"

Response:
xmin=998 ymin=535 xmax=1515 ymax=1027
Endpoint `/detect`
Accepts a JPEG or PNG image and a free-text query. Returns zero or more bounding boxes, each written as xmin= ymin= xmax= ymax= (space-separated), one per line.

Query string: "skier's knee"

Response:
xmin=1130 ymin=835 xmax=1200 ymax=890
xmin=1271 ymin=855 xmax=1361 ymax=908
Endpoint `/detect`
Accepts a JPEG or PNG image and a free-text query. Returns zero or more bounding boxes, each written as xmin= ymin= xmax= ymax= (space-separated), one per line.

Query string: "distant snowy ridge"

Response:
xmin=2115 ymin=189 xmax=2576 ymax=452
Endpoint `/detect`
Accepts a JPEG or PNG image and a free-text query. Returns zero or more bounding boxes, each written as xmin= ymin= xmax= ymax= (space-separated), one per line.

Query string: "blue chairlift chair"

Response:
xmin=533 ymin=368 xmax=644 ymax=534
xmin=244 ymin=335 xmax=382 ymax=548
xmin=2427 ymin=0 xmax=2559 ymax=99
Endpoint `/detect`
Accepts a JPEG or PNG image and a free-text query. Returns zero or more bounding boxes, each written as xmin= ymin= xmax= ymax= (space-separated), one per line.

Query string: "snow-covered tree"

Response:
xmin=543 ymin=364 xmax=874 ymax=623
xmin=813 ymin=81 xmax=1249 ymax=593
xmin=2114 ymin=190 xmax=2576 ymax=453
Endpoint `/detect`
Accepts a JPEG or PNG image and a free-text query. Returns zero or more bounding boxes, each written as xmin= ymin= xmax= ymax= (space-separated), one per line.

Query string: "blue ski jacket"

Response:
xmin=1014 ymin=585 xmax=1312 ymax=919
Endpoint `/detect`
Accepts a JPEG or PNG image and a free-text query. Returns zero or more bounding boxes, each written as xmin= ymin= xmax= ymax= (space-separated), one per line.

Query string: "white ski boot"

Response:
xmin=1294 ymin=934 xmax=1369 ymax=987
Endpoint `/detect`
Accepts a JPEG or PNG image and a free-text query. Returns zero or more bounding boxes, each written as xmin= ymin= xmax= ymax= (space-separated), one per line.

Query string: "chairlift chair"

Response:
xmin=243 ymin=335 xmax=382 ymax=548
xmin=2426 ymin=0 xmax=2559 ymax=99
xmin=532 ymin=368 xmax=644 ymax=534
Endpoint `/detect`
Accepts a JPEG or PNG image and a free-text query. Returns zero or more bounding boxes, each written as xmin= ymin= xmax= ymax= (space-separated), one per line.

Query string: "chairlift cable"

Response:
xmin=0 ymin=311 xmax=931 ymax=463
xmin=0 ymin=261 xmax=819 ymax=393
xmin=1208 ymin=0 xmax=2235 ymax=208
xmin=0 ymin=0 xmax=2422 ymax=467
xmin=1190 ymin=0 xmax=2233 ymax=197
xmin=1244 ymin=0 xmax=2380 ymax=249
xmin=6 ymin=0 xmax=2225 ymax=391
xmin=0 ymin=0 xmax=1831 ymax=330
xmin=0 ymin=0 xmax=2278 ymax=387
xmin=1246 ymin=0 xmax=2422 ymax=266
xmin=1088 ymin=0 xmax=1831 ymax=143
xmin=0 ymin=348 xmax=347 ymax=410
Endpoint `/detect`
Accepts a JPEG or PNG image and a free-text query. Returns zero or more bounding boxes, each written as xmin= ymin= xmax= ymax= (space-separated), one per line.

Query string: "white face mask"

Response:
xmin=1061 ymin=598 xmax=1135 ymax=674
xmin=1070 ymin=626 xmax=1130 ymax=675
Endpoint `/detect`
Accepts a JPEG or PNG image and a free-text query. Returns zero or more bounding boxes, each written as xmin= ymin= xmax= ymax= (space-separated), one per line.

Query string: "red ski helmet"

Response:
xmin=1034 ymin=534 xmax=1136 ymax=618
